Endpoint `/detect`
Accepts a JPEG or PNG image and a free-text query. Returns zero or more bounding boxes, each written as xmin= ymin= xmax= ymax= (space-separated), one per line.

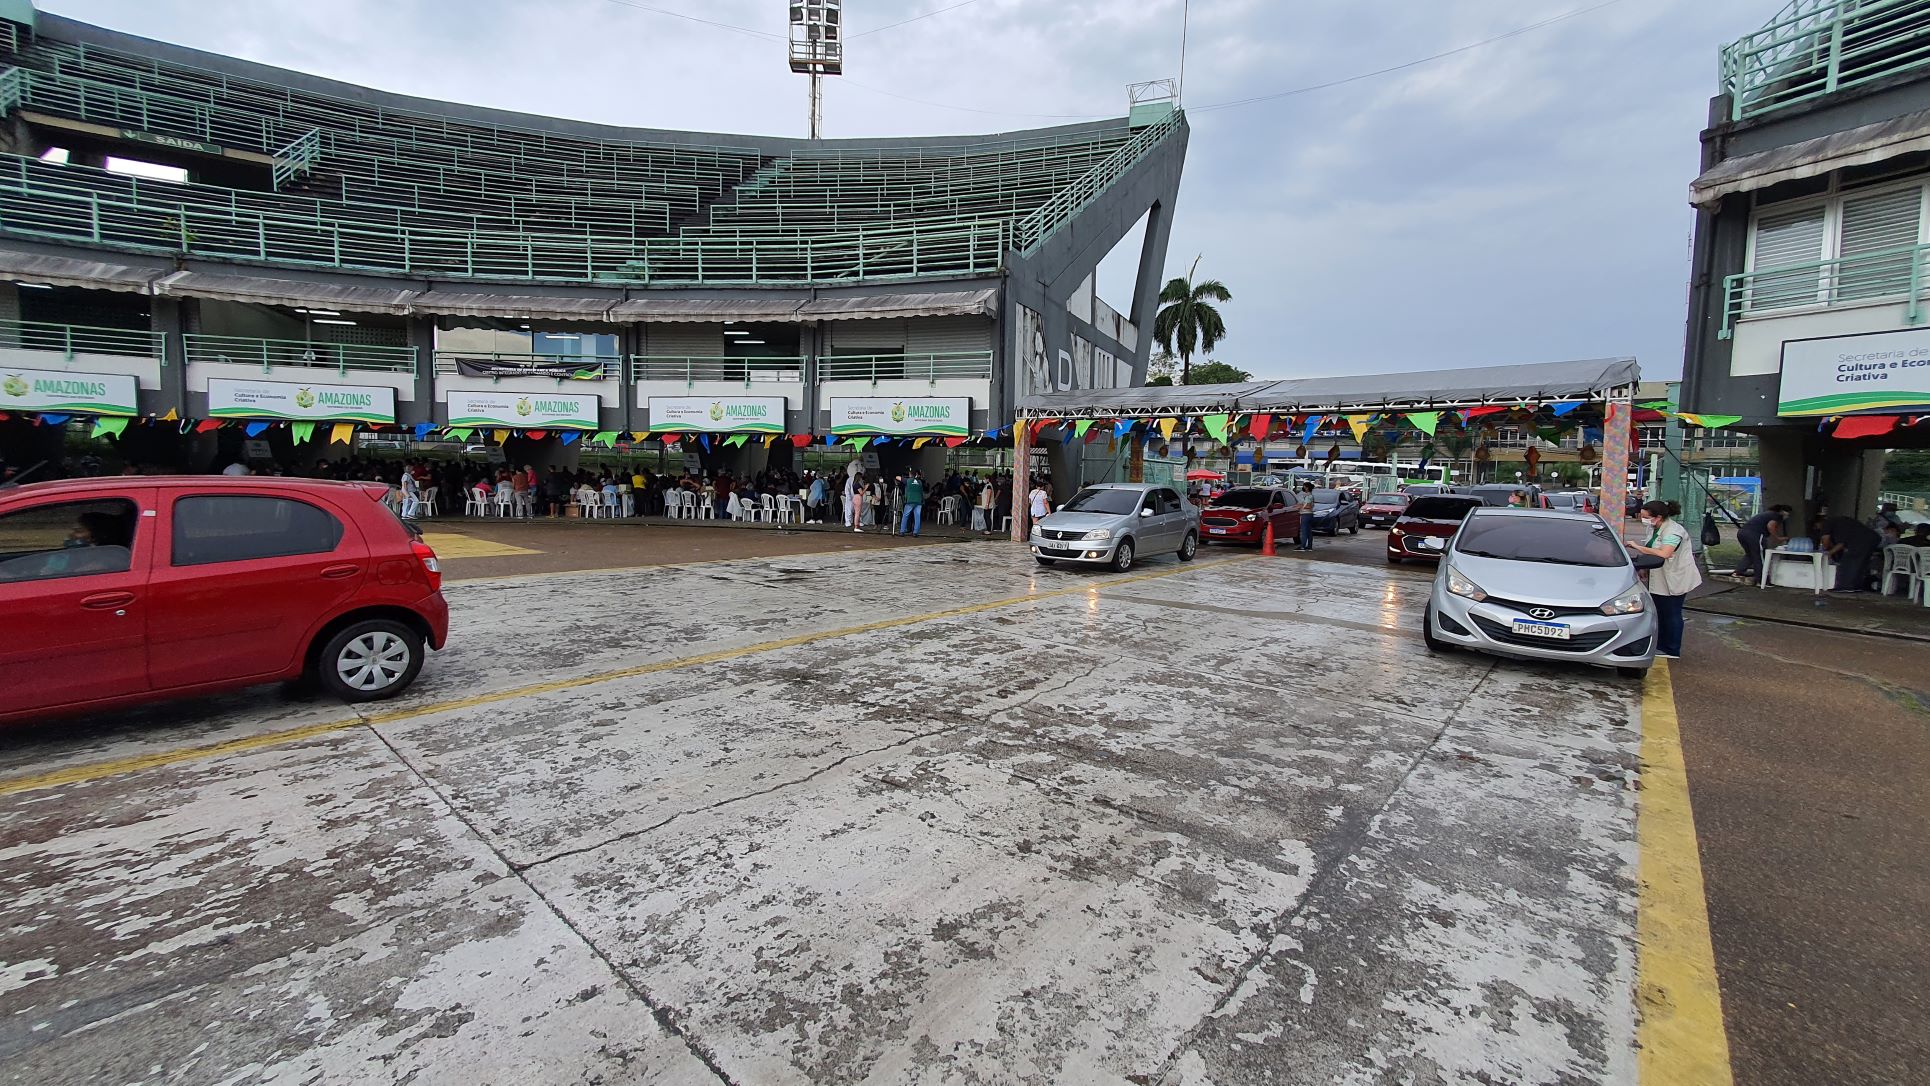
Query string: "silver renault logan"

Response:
xmin=1030 ymin=483 xmax=1201 ymax=572
xmin=1418 ymin=507 xmax=1661 ymax=678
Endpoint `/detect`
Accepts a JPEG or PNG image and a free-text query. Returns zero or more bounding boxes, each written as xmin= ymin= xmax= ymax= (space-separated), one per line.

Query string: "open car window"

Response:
xmin=0 ymin=498 xmax=138 ymax=584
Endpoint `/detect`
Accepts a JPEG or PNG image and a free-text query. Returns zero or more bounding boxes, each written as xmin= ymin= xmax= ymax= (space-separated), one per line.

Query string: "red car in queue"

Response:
xmin=1360 ymin=491 xmax=1411 ymax=528
xmin=1199 ymin=486 xmax=1299 ymax=546
xmin=0 ymin=476 xmax=449 ymax=726
xmin=1386 ymin=494 xmax=1485 ymax=564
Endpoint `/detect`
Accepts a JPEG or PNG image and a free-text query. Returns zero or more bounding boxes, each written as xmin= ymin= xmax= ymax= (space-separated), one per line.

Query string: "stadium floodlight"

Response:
xmin=788 ymin=0 xmax=843 ymax=139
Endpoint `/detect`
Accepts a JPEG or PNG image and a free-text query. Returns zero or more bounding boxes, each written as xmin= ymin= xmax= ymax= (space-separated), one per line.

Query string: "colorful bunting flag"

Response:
xmin=1346 ymin=415 xmax=1371 ymax=443
xmin=944 ymin=435 xmax=969 ymax=448
xmin=244 ymin=422 xmax=269 ymax=437
xmin=1302 ymin=414 xmax=1323 ymax=444
xmin=724 ymin=434 xmax=747 ymax=447
xmin=161 ymin=408 xmax=179 ymax=422
xmin=413 ymin=423 xmax=434 ymax=440
xmin=1676 ymin=412 xmax=1743 ymax=429
xmin=591 ymin=430 xmax=619 ymax=447
xmin=1113 ymin=419 xmax=1134 ymax=438
xmin=913 ymin=436 xmax=932 ymax=449
xmin=1202 ymin=413 xmax=1229 ymax=441
xmin=1248 ymin=413 xmax=1271 ymax=442
xmin=331 ymin=423 xmax=355 ymax=445
xmin=493 ymin=429 xmax=510 ymax=444
xmin=1074 ymin=420 xmax=1093 ymax=439
xmin=698 ymin=434 xmax=711 ymax=451
xmin=1549 ymin=401 xmax=1581 ymax=417
xmin=1405 ymin=411 xmax=1440 ymax=436
xmin=1833 ymin=415 xmax=1899 ymax=440
xmin=291 ymin=422 xmax=315 ymax=444
xmin=559 ymin=432 xmax=579 ymax=446
xmin=195 ymin=419 xmax=222 ymax=434
xmin=1157 ymin=417 xmax=1178 ymax=439
xmin=91 ymin=416 xmax=128 ymax=438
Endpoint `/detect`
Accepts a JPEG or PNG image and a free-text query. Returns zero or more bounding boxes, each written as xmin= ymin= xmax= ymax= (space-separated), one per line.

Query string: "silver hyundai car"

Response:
xmin=1417 ymin=507 xmax=1661 ymax=678
xmin=1030 ymin=482 xmax=1200 ymax=572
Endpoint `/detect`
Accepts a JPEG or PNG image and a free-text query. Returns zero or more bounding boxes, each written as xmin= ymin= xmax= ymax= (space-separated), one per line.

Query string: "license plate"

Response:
xmin=1209 ymin=528 xmax=1227 ymax=535
xmin=1510 ymin=619 xmax=1571 ymax=640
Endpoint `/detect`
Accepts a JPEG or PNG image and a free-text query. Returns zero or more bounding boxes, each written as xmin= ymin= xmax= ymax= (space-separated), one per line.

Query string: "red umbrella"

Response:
xmin=1186 ymin=469 xmax=1224 ymax=481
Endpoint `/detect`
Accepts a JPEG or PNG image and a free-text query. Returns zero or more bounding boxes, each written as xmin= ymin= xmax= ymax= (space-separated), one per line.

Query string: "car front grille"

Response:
xmin=1470 ymin=615 xmax=1616 ymax=652
xmin=1042 ymin=528 xmax=1085 ymax=541
xmin=1481 ymin=596 xmax=1604 ymax=619
xmin=1202 ymin=516 xmax=1242 ymax=527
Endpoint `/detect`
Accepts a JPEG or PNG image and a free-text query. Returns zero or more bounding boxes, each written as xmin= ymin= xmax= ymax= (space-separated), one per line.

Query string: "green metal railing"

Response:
xmin=182 ymin=333 xmax=416 ymax=373
xmin=432 ymin=352 xmax=624 ymax=380
xmin=0 ymin=318 xmax=162 ymax=358
xmin=1014 ymin=110 xmax=1182 ymax=254
xmin=1718 ymin=240 xmax=1930 ymax=337
xmin=1720 ymin=0 xmax=1930 ymax=120
xmin=0 ymin=66 xmax=20 ymax=114
xmin=272 ymin=128 xmax=321 ymax=190
xmin=816 ymin=350 xmax=993 ymax=382
xmin=629 ymin=356 xmax=806 ymax=384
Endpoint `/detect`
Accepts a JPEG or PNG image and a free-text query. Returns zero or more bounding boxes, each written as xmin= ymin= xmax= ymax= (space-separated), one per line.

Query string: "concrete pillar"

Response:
xmin=1601 ymin=400 xmax=1631 ymax=537
xmin=1010 ymin=419 xmax=1032 ymax=542
xmin=406 ymin=317 xmax=436 ymax=426
xmin=150 ymin=295 xmax=188 ymax=421
xmin=1818 ymin=445 xmax=1884 ymax=521
xmin=1755 ymin=429 xmax=1808 ymax=519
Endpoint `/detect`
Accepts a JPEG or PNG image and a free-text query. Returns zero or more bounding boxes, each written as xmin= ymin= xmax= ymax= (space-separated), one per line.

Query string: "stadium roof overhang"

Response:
xmin=1691 ymin=108 xmax=1930 ymax=208
xmin=155 ymin=271 xmax=418 ymax=314
xmin=1015 ymin=357 xmax=1641 ymax=418
xmin=0 ymin=251 xmax=163 ymax=294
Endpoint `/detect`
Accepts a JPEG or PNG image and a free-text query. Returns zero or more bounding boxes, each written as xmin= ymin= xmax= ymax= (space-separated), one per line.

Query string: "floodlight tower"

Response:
xmin=789 ymin=0 xmax=843 ymax=139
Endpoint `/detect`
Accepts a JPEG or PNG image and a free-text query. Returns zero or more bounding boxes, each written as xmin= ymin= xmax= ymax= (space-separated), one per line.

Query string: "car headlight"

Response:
xmin=1390 ymin=526 xmax=1405 ymax=536
xmin=1083 ymin=528 xmax=1112 ymax=540
xmin=1243 ymin=514 xmax=1258 ymax=523
xmin=1445 ymin=567 xmax=1487 ymax=601
xmin=1601 ymin=584 xmax=1646 ymax=616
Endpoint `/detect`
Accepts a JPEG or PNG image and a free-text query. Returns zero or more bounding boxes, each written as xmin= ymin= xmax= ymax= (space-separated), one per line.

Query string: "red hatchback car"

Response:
xmin=1386 ymin=494 xmax=1484 ymax=564
xmin=0 ymin=476 xmax=448 ymax=725
xmin=1199 ymin=486 xmax=1300 ymax=546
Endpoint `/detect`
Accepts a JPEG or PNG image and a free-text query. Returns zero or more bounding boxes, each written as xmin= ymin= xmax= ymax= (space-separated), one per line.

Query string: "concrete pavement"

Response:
xmin=0 ymin=544 xmax=1651 ymax=1085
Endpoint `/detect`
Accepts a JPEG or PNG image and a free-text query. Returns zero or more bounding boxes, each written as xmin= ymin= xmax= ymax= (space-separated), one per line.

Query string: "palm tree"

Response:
xmin=1153 ymin=256 xmax=1231 ymax=385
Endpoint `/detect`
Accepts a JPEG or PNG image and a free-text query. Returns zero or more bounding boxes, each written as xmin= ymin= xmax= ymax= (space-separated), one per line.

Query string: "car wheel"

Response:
xmin=1386 ymin=553 xmax=1403 ymax=565
xmin=1035 ymin=556 xmax=1056 ymax=567
xmin=1111 ymin=539 xmax=1136 ymax=573
xmin=1617 ymin=666 xmax=1648 ymax=681
xmin=316 ymin=619 xmax=424 ymax=702
xmin=1421 ymin=607 xmax=1450 ymax=653
xmin=1177 ymin=532 xmax=1198 ymax=562
xmin=1348 ymin=521 xmax=1359 ymax=534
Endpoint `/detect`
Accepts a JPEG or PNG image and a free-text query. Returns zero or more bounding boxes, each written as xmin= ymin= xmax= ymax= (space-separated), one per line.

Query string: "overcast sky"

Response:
xmin=46 ymin=0 xmax=1776 ymax=380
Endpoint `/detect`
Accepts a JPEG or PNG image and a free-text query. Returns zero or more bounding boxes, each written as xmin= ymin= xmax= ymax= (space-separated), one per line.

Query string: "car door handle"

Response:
xmin=320 ymin=564 xmax=360 ymax=579
xmin=81 ymin=591 xmax=135 ymax=609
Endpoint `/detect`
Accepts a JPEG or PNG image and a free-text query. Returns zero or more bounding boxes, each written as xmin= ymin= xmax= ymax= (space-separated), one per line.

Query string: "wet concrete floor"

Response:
xmin=1 ymin=546 xmax=1647 ymax=1085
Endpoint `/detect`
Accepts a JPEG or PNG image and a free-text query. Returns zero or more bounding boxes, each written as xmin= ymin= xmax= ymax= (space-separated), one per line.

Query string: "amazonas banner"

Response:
xmin=0 ymin=367 xmax=138 ymax=415
xmin=647 ymin=396 xmax=786 ymax=434
xmin=1779 ymin=328 xmax=1930 ymax=417
xmin=207 ymin=378 xmax=396 ymax=424
xmin=829 ymin=397 xmax=970 ymax=437
xmin=448 ymin=390 xmax=600 ymax=430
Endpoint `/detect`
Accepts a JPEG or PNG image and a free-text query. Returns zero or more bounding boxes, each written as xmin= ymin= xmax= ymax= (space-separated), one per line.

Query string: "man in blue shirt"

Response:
xmin=807 ymin=473 xmax=826 ymax=524
xmin=901 ymin=471 xmax=927 ymax=537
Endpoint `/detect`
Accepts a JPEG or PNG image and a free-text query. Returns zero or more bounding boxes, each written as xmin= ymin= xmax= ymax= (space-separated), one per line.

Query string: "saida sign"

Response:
xmin=647 ymin=396 xmax=786 ymax=433
xmin=0 ymin=367 xmax=138 ymax=415
xmin=829 ymin=397 xmax=970 ymax=436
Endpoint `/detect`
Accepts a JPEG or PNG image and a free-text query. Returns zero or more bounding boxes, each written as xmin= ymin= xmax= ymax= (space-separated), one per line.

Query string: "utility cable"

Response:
xmin=853 ymin=0 xmax=984 ymax=38
xmin=598 ymin=0 xmax=785 ymax=42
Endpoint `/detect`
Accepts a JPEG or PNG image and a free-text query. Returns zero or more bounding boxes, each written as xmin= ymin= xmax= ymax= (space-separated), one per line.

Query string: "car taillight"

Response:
xmin=411 ymin=540 xmax=442 ymax=591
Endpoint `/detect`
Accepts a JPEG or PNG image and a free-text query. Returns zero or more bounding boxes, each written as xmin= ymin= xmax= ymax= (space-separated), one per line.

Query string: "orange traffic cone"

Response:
xmin=1262 ymin=521 xmax=1277 ymax=556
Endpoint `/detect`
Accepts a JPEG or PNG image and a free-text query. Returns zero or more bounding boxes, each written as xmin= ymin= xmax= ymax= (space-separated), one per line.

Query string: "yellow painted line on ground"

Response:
xmin=1636 ymin=660 xmax=1735 ymax=1086
xmin=418 ymin=532 xmax=541 ymax=560
xmin=0 ymin=556 xmax=1255 ymax=799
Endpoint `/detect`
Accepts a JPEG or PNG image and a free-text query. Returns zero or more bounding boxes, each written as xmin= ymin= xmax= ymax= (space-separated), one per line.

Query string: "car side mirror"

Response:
xmin=1140 ymin=508 xmax=1154 ymax=517
xmin=1632 ymin=553 xmax=1664 ymax=570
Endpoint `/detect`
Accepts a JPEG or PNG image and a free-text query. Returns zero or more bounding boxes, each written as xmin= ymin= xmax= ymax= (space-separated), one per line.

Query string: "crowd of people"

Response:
xmin=256 ymin=457 xmax=1033 ymax=535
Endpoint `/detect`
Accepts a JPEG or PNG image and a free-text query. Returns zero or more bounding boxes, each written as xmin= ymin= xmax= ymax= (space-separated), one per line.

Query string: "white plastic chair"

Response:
xmin=1880 ymin=545 xmax=1919 ymax=596
xmin=492 ymin=487 xmax=515 ymax=518
xmin=619 ymin=488 xmax=635 ymax=517
xmin=463 ymin=488 xmax=487 ymax=517
xmin=937 ymin=496 xmax=960 ymax=526
xmin=695 ymin=493 xmax=716 ymax=520
xmin=760 ymin=494 xmax=778 ymax=524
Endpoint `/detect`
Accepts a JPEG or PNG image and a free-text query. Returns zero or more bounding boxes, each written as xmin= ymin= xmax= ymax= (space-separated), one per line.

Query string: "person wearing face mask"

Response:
xmin=1626 ymin=500 xmax=1702 ymax=660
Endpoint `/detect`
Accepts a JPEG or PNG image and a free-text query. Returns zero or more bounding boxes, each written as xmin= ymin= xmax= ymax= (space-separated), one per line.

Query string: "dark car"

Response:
xmin=1360 ymin=491 xmax=1411 ymax=528
xmin=1387 ymin=494 xmax=1484 ymax=564
xmin=1200 ymin=487 xmax=1299 ymax=546
xmin=1540 ymin=491 xmax=1599 ymax=514
xmin=0 ymin=476 xmax=449 ymax=725
xmin=1309 ymin=488 xmax=1360 ymax=535
xmin=1460 ymin=484 xmax=1541 ymax=508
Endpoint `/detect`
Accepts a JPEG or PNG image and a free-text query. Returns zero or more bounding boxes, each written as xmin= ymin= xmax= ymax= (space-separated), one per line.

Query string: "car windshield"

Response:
xmin=1061 ymin=488 xmax=1142 ymax=515
xmin=1455 ymin=516 xmax=1627 ymax=567
xmin=1212 ymin=489 xmax=1272 ymax=509
xmin=1312 ymin=489 xmax=1341 ymax=504
xmin=1406 ymin=497 xmax=1482 ymax=520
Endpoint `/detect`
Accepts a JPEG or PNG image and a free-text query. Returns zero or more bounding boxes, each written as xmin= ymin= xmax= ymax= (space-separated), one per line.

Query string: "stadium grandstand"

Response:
xmin=0 ymin=0 xmax=1186 ymax=483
